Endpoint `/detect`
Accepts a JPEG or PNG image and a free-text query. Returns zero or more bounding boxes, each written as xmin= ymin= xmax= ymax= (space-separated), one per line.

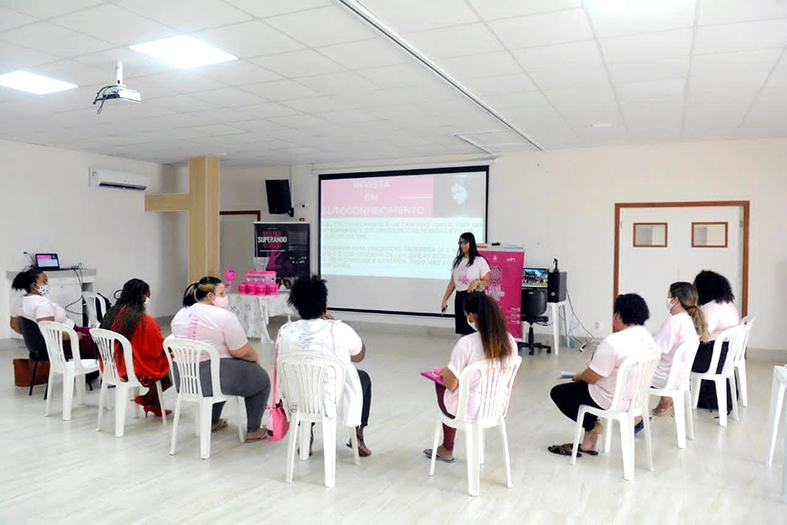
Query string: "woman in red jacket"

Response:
xmin=100 ymin=279 xmax=171 ymax=416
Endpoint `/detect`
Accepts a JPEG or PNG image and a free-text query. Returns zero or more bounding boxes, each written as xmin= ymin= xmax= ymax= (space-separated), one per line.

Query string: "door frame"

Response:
xmin=220 ymin=210 xmax=261 ymax=220
xmin=614 ymin=201 xmax=750 ymax=316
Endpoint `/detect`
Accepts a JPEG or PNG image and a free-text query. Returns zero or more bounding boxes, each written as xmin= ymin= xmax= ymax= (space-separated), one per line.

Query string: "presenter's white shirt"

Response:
xmin=652 ymin=313 xmax=699 ymax=390
xmin=16 ymin=294 xmax=75 ymax=328
xmin=171 ymin=303 xmax=249 ymax=361
xmin=276 ymin=319 xmax=364 ymax=428
xmin=702 ymin=300 xmax=739 ymax=340
xmin=588 ymin=326 xmax=657 ymax=410
xmin=444 ymin=331 xmax=517 ymax=422
xmin=451 ymin=256 xmax=490 ymax=292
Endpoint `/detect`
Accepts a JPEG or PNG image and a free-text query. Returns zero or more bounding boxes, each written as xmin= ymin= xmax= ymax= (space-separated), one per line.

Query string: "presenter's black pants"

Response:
xmin=550 ymin=381 xmax=602 ymax=432
xmin=454 ymin=291 xmax=474 ymax=335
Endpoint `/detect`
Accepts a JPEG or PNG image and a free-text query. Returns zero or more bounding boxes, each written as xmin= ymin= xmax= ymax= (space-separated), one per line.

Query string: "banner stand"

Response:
xmin=478 ymin=245 xmax=525 ymax=340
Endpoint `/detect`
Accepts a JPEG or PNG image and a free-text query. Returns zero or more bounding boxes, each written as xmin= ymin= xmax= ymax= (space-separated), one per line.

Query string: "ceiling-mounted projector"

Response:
xmin=93 ymin=61 xmax=141 ymax=114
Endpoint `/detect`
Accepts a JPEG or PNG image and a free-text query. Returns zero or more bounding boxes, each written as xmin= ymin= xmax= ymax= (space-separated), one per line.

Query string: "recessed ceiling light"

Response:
xmin=130 ymin=35 xmax=237 ymax=68
xmin=591 ymin=123 xmax=613 ymax=128
xmin=0 ymin=71 xmax=77 ymax=94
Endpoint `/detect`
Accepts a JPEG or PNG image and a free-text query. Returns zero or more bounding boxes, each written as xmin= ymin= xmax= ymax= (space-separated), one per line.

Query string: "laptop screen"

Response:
xmin=35 ymin=253 xmax=59 ymax=269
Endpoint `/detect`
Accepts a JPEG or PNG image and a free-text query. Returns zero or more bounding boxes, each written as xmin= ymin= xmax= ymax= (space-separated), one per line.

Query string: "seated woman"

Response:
xmin=277 ymin=275 xmax=373 ymax=457
xmin=170 ymin=277 xmax=270 ymax=442
xmin=423 ymin=292 xmax=516 ymax=463
xmin=549 ymin=293 xmax=656 ymax=457
xmin=99 ymin=278 xmax=171 ymax=416
xmin=651 ymin=282 xmax=707 ymax=415
xmin=9 ymin=267 xmax=97 ymax=360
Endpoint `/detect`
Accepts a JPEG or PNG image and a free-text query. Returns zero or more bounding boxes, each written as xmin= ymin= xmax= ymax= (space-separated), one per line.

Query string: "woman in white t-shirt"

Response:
xmin=276 ymin=275 xmax=373 ymax=457
xmin=549 ymin=294 xmax=656 ymax=457
xmin=424 ymin=292 xmax=516 ymax=463
xmin=171 ymin=277 xmax=270 ymax=442
xmin=651 ymin=282 xmax=707 ymax=415
xmin=440 ymin=232 xmax=491 ymax=335
xmin=9 ymin=267 xmax=98 ymax=360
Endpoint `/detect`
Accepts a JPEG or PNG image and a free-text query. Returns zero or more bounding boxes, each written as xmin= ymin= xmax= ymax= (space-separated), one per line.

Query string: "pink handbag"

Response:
xmin=266 ymin=342 xmax=289 ymax=441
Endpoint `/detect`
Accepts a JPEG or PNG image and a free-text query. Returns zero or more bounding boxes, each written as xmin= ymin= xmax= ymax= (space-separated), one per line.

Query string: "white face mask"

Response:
xmin=144 ymin=297 xmax=150 ymax=307
xmin=37 ymin=283 xmax=50 ymax=296
xmin=666 ymin=297 xmax=675 ymax=313
xmin=212 ymin=295 xmax=229 ymax=309
xmin=467 ymin=318 xmax=477 ymax=332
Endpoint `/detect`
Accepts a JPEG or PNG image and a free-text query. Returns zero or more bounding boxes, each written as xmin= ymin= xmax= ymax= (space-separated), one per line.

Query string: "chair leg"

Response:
xmin=691 ymin=377 xmax=701 ymax=409
xmin=285 ymin=413 xmax=300 ymax=483
xmin=730 ymin=376 xmax=740 ymax=421
xmin=45 ymin=371 xmax=55 ymax=417
xmin=620 ymin=417 xmax=635 ymax=481
xmin=323 ymin=417 xmax=337 ymax=488
xmin=737 ymin=362 xmax=748 ymax=407
xmin=715 ymin=378 xmax=727 ymax=427
xmin=132 ymin=387 xmax=141 ymax=419
xmin=75 ymin=373 xmax=86 ymax=406
xmin=429 ymin=419 xmax=441 ymax=476
xmin=685 ymin=389 xmax=695 ymax=441
xmin=63 ymin=373 xmax=75 ymax=421
xmin=570 ymin=411 xmax=584 ymax=466
xmin=236 ymin=397 xmax=245 ymax=443
xmin=349 ymin=427 xmax=360 ymax=466
xmin=673 ymin=394 xmax=686 ymax=449
xmin=643 ymin=412 xmax=654 ymax=472
xmin=466 ymin=424 xmax=481 ymax=496
xmin=169 ymin=396 xmax=183 ymax=456
xmin=115 ymin=384 xmax=127 ymax=437
xmin=96 ymin=380 xmax=107 ymax=431
xmin=479 ymin=428 xmax=485 ymax=465
xmin=603 ymin=418 xmax=613 ymax=453
xmin=768 ymin=380 xmax=786 ymax=466
xmin=299 ymin=421 xmax=311 ymax=461
xmin=29 ymin=360 xmax=39 ymax=396
xmin=499 ymin=419 xmax=513 ymax=488
xmin=200 ymin=402 xmax=213 ymax=459
xmin=156 ymin=381 xmax=167 ymax=426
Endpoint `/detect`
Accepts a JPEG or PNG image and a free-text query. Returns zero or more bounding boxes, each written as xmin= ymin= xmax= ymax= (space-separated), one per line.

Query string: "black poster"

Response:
xmin=253 ymin=222 xmax=310 ymax=286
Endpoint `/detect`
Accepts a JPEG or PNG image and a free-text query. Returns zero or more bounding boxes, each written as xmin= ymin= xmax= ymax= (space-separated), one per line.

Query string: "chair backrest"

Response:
xmin=90 ymin=328 xmax=137 ymax=385
xmin=521 ymin=288 xmax=547 ymax=319
xmin=38 ymin=321 xmax=83 ymax=373
xmin=19 ymin=317 xmax=47 ymax=360
xmin=739 ymin=315 xmax=756 ymax=359
xmin=164 ymin=338 xmax=222 ymax=399
xmin=608 ymin=349 xmax=661 ymax=414
xmin=82 ymin=292 xmax=102 ymax=328
xmin=454 ymin=355 xmax=522 ymax=424
xmin=663 ymin=337 xmax=700 ymax=392
xmin=278 ymin=352 xmax=345 ymax=421
xmin=713 ymin=324 xmax=748 ymax=376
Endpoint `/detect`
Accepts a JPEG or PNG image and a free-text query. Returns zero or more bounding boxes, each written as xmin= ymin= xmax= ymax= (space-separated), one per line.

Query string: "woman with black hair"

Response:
xmin=100 ymin=278 xmax=171 ymax=416
xmin=9 ymin=267 xmax=97 ymax=359
xmin=171 ymin=277 xmax=271 ymax=442
xmin=548 ymin=293 xmax=656 ymax=457
xmin=424 ymin=292 xmax=516 ymax=463
xmin=440 ymin=232 xmax=490 ymax=335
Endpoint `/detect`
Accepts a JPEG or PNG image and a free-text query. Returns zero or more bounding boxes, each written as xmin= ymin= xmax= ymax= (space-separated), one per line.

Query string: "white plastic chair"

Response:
xmin=82 ymin=292 xmax=102 ymax=329
xmin=428 ymin=356 xmax=522 ymax=496
xmin=735 ymin=316 xmax=756 ymax=407
xmin=690 ymin=324 xmax=748 ymax=426
xmin=571 ymin=350 xmax=660 ymax=481
xmin=91 ymin=328 xmax=167 ymax=437
xmin=767 ymin=365 xmax=787 ymax=468
xmin=649 ymin=338 xmax=700 ymax=448
xmin=164 ymin=338 xmax=246 ymax=459
xmin=278 ymin=353 xmax=361 ymax=488
xmin=39 ymin=321 xmax=100 ymax=421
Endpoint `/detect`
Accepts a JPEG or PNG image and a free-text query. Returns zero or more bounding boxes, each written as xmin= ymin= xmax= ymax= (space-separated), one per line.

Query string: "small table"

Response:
xmin=227 ymin=292 xmax=294 ymax=344
xmin=548 ymin=300 xmax=568 ymax=356
xmin=766 ymin=365 xmax=787 ymax=500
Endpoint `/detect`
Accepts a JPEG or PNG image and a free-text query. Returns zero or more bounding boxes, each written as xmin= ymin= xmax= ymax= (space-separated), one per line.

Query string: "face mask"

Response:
xmin=144 ymin=297 xmax=150 ymax=307
xmin=37 ymin=284 xmax=50 ymax=296
xmin=212 ymin=295 xmax=229 ymax=309
xmin=666 ymin=297 xmax=675 ymax=313
xmin=467 ymin=318 xmax=477 ymax=332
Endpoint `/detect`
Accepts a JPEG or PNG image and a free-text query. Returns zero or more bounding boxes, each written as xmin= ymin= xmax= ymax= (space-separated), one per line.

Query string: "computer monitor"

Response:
xmin=35 ymin=253 xmax=60 ymax=270
xmin=522 ymin=268 xmax=548 ymax=288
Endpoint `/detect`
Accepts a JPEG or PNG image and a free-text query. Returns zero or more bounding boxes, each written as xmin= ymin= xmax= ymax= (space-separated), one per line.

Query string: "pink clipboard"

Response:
xmin=421 ymin=369 xmax=444 ymax=386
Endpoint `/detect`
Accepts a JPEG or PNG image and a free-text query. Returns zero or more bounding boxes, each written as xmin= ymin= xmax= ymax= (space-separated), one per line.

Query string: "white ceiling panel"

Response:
xmin=0 ymin=0 xmax=103 ymax=18
xmin=360 ymin=0 xmax=478 ymax=33
xmin=223 ymin=0 xmax=331 ymax=19
xmin=607 ymin=57 xmax=690 ymax=83
xmin=1 ymin=21 xmax=114 ymax=58
xmin=115 ymin=0 xmax=252 ymax=32
xmin=297 ymin=71 xmax=378 ymax=94
xmin=240 ymin=80 xmax=321 ymax=101
xmin=485 ymin=90 xmax=550 ymax=110
xmin=0 ymin=6 xmax=34 ymax=32
xmin=191 ymin=60 xmax=282 ymax=85
xmin=357 ymin=63 xmax=435 ymax=88
xmin=196 ymin=21 xmax=305 ymax=59
xmin=318 ymin=39 xmax=410 ymax=69
xmin=252 ymin=50 xmax=345 ymax=78
xmin=317 ymin=109 xmax=378 ymax=124
xmin=699 ymin=0 xmax=787 ymax=26
xmin=468 ymin=0 xmax=582 ymax=21
xmin=692 ymin=48 xmax=782 ymax=77
xmin=188 ymin=87 xmax=266 ymax=107
xmin=221 ymin=119 xmax=289 ymax=133
xmin=601 ymin=29 xmax=693 ymax=62
xmin=265 ymin=6 xmax=377 ymax=47
xmin=282 ymin=96 xmax=349 ymax=113
xmin=403 ymin=24 xmax=503 ymax=60
xmin=488 ymin=9 xmax=592 ymax=49
xmin=694 ymin=18 xmax=787 ymax=55
xmin=439 ymin=51 xmax=523 ymax=79
xmin=127 ymin=71 xmax=229 ymax=98
xmin=462 ymin=73 xmax=538 ymax=95
xmin=544 ymin=85 xmax=617 ymax=105
xmin=616 ymin=78 xmax=685 ymax=100
xmin=586 ymin=0 xmax=696 ymax=38
xmin=54 ymin=4 xmax=176 ymax=46
xmin=512 ymin=40 xmax=603 ymax=71
xmin=530 ymin=67 xmax=610 ymax=90
xmin=0 ymin=41 xmax=59 ymax=72
xmin=555 ymin=102 xmax=625 ymax=128
xmin=689 ymin=71 xmax=769 ymax=95
xmin=28 ymin=60 xmax=111 ymax=86
xmin=239 ymin=102 xmax=301 ymax=119
xmin=73 ymin=47 xmax=178 ymax=78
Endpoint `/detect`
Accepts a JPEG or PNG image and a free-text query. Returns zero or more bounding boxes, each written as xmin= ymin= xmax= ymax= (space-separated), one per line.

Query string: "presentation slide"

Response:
xmin=320 ymin=167 xmax=487 ymax=315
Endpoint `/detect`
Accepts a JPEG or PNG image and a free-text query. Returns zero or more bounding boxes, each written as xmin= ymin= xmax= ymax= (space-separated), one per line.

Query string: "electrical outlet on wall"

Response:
xmin=594 ymin=321 xmax=602 ymax=330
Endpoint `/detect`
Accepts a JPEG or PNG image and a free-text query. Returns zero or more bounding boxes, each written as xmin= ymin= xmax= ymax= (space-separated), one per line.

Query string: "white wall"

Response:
xmin=0 ymin=139 xmax=187 ymax=335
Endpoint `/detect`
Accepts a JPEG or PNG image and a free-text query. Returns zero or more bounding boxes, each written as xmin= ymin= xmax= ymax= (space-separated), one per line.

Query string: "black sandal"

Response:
xmin=548 ymin=443 xmax=580 ymax=457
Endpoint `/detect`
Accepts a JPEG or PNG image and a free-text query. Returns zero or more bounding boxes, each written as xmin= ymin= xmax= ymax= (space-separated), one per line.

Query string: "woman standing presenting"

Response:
xmin=441 ymin=232 xmax=490 ymax=335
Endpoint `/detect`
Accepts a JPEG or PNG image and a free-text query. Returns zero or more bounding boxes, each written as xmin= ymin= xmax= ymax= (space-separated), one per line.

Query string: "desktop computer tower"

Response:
xmin=547 ymin=271 xmax=566 ymax=302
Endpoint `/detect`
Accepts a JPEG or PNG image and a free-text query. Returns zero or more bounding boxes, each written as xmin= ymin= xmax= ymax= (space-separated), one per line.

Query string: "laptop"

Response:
xmin=35 ymin=253 xmax=60 ymax=270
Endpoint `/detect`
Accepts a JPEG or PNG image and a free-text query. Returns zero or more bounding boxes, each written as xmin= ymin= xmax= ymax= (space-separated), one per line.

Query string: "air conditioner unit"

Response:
xmin=89 ymin=168 xmax=149 ymax=191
